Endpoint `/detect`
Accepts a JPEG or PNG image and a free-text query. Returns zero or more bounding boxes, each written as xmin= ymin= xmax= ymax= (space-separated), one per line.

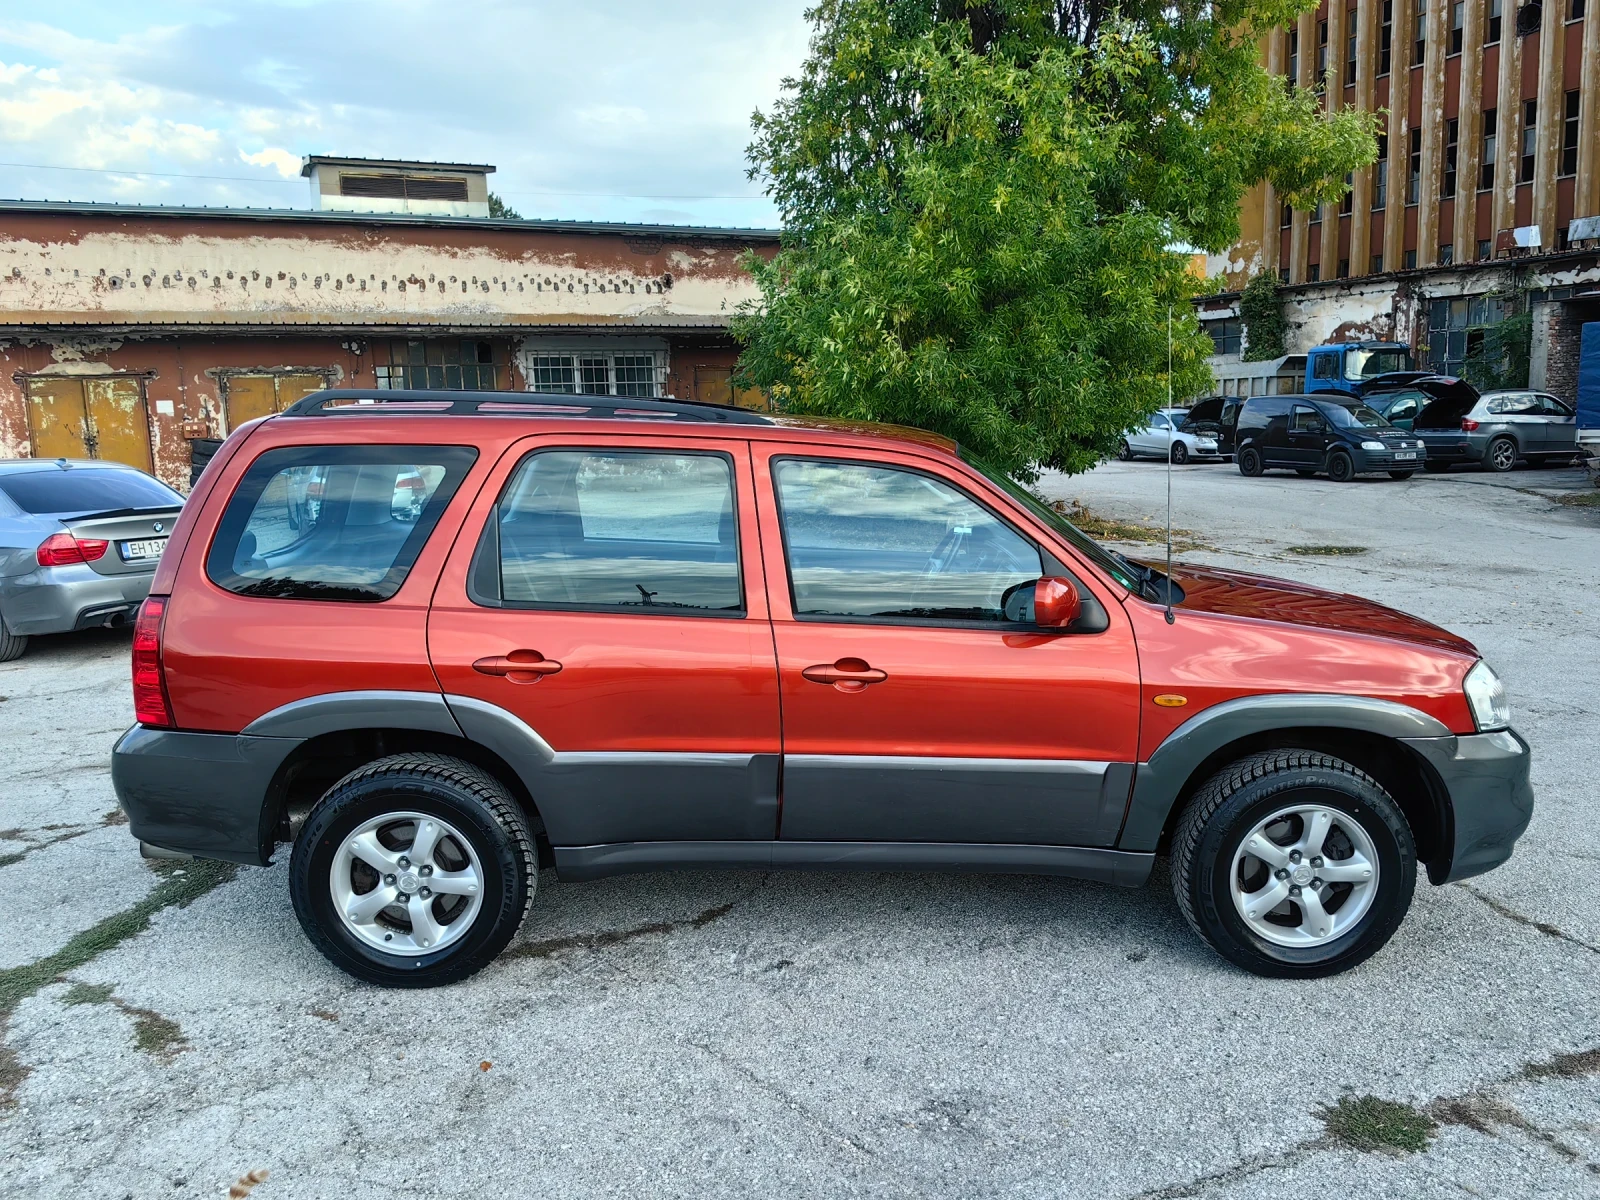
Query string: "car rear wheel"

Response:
xmin=290 ymin=753 xmax=536 ymax=987
xmin=1169 ymin=442 xmax=1188 ymax=465
xmin=1117 ymin=440 xmax=1133 ymax=462
xmin=0 ymin=617 xmax=27 ymax=663
xmin=1238 ymin=447 xmax=1263 ymax=477
xmin=1170 ymin=750 xmax=1416 ymax=977
xmin=1388 ymin=470 xmax=1416 ymax=480
xmin=1327 ymin=452 xmax=1355 ymax=483
xmin=1486 ymin=436 xmax=1517 ymax=473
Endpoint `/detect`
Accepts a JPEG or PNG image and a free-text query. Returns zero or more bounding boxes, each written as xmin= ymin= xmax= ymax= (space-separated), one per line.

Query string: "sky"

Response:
xmin=0 ymin=0 xmax=813 ymax=228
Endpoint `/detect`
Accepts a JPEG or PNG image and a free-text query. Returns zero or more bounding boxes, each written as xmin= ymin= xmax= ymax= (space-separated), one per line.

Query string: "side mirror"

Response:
xmin=1033 ymin=576 xmax=1082 ymax=628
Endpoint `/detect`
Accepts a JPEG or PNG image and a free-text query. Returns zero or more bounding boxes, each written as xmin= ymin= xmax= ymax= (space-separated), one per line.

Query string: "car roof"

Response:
xmin=0 ymin=458 xmax=147 ymax=475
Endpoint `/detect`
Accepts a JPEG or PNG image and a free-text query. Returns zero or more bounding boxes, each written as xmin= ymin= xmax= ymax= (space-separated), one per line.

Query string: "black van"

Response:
xmin=1234 ymin=394 xmax=1428 ymax=481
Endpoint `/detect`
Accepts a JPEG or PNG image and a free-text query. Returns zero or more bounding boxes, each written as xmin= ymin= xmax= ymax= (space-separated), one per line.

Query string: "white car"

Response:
xmin=1118 ymin=409 xmax=1221 ymax=464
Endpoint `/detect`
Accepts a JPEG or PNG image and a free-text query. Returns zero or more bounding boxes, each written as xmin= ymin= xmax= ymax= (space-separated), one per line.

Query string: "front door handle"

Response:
xmin=801 ymin=658 xmax=888 ymax=692
xmin=472 ymin=650 xmax=562 ymax=683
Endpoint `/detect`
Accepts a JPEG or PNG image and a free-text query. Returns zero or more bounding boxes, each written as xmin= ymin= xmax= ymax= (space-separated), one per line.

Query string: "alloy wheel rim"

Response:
xmin=1492 ymin=441 xmax=1514 ymax=470
xmin=1229 ymin=802 xmax=1379 ymax=948
xmin=330 ymin=811 xmax=485 ymax=957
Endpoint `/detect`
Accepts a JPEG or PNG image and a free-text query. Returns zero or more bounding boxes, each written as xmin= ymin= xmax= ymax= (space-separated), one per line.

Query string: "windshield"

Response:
xmin=0 ymin=468 xmax=183 ymax=515
xmin=1344 ymin=346 xmax=1413 ymax=379
xmin=960 ymin=452 xmax=1139 ymax=594
xmin=1322 ymin=403 xmax=1391 ymax=428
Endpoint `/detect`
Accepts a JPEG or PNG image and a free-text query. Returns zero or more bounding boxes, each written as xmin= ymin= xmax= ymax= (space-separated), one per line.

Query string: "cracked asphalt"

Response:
xmin=1 ymin=460 xmax=1597 ymax=1199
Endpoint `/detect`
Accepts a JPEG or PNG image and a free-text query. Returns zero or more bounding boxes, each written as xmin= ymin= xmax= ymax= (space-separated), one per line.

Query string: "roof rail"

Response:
xmin=279 ymin=388 xmax=776 ymax=425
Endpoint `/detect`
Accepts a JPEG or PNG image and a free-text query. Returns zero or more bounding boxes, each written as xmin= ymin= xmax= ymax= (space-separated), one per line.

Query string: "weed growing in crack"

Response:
xmin=62 ymin=982 xmax=114 ymax=1006
xmin=1320 ymin=1095 xmax=1437 ymax=1154
xmin=1522 ymin=1048 xmax=1600 ymax=1080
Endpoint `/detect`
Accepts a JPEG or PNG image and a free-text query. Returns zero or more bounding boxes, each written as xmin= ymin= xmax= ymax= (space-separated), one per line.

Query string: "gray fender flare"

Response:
xmin=1117 ymin=694 xmax=1452 ymax=852
xmin=242 ymin=690 xmax=463 ymax=739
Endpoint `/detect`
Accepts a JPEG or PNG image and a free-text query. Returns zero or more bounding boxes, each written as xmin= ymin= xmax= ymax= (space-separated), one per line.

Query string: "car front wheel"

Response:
xmin=290 ymin=753 xmax=536 ymax=987
xmin=1237 ymin=447 xmax=1263 ymax=477
xmin=1170 ymin=441 xmax=1188 ymax=465
xmin=1118 ymin=440 xmax=1133 ymax=461
xmin=1327 ymin=452 xmax=1355 ymax=482
xmin=1170 ymin=750 xmax=1416 ymax=977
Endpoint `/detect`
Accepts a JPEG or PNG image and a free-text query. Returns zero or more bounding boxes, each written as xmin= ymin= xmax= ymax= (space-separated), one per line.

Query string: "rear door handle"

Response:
xmin=472 ymin=650 xmax=562 ymax=683
xmin=801 ymin=658 xmax=888 ymax=692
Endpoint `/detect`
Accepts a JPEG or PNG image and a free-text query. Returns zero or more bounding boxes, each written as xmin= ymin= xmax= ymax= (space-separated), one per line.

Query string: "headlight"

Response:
xmin=1360 ymin=440 xmax=1386 ymax=451
xmin=1464 ymin=661 xmax=1510 ymax=731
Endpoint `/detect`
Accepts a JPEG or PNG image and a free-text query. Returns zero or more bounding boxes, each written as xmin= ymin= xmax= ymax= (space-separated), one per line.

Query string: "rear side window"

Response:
xmin=207 ymin=445 xmax=476 ymax=602
xmin=471 ymin=449 xmax=742 ymax=615
xmin=0 ymin=468 xmax=182 ymax=515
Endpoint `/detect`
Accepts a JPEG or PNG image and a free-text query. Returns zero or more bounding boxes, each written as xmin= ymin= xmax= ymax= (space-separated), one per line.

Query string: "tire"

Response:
xmin=290 ymin=753 xmax=536 ymax=987
xmin=1485 ymin=436 xmax=1517 ymax=473
xmin=1295 ymin=469 xmax=1318 ymax=478
xmin=1170 ymin=442 xmax=1189 ymax=465
xmin=1388 ymin=470 xmax=1416 ymax=480
xmin=1327 ymin=452 xmax=1355 ymax=483
xmin=1170 ymin=750 xmax=1416 ymax=978
xmin=1117 ymin=440 xmax=1133 ymax=462
xmin=1237 ymin=447 xmax=1263 ymax=477
xmin=0 ymin=617 xmax=27 ymax=663
xmin=1423 ymin=460 xmax=1449 ymax=473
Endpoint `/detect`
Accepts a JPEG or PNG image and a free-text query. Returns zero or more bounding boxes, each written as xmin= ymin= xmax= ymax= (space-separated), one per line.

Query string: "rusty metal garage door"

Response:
xmin=24 ymin=376 xmax=153 ymax=470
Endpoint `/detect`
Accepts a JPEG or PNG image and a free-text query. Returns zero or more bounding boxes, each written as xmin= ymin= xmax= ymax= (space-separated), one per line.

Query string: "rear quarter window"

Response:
xmin=206 ymin=444 xmax=476 ymax=602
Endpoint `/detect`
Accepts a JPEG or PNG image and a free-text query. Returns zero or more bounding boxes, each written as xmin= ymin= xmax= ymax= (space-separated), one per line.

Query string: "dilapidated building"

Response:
xmin=0 ymin=159 xmax=778 ymax=488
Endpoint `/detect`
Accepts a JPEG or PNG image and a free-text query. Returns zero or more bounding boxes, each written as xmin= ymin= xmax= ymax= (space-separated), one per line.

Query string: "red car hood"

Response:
xmin=1163 ymin=562 xmax=1478 ymax=655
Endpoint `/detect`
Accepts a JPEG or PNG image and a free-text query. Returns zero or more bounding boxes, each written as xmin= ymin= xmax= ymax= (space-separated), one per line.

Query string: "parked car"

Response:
xmin=1414 ymin=387 xmax=1580 ymax=473
xmin=0 ymin=459 xmax=185 ymax=662
xmin=1118 ymin=409 xmax=1221 ymax=464
xmin=114 ymin=389 xmax=1531 ymax=985
xmin=1234 ymin=394 xmax=1427 ymax=481
xmin=1175 ymin=395 xmax=1241 ymax=458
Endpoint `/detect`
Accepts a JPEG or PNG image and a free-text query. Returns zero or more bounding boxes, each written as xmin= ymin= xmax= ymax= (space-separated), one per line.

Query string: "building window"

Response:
xmin=1287 ymin=28 xmax=1299 ymax=85
xmin=1480 ymin=109 xmax=1497 ymax=191
xmin=1309 ymin=203 xmax=1322 ymax=227
xmin=1414 ymin=0 xmax=1427 ymax=65
xmin=1380 ymin=1 xmax=1394 ymax=74
xmin=1571 ymin=0 xmax=1587 ymax=20
xmin=1427 ymin=294 xmax=1513 ymax=376
xmin=1346 ymin=7 xmax=1359 ymax=82
xmin=1338 ymin=258 xmax=1350 ymax=279
xmin=1308 ymin=263 xmax=1321 ymax=282
xmin=1486 ymin=0 xmax=1502 ymax=43
xmin=1374 ymin=135 xmax=1389 ymax=207
xmin=1443 ymin=118 xmax=1460 ymax=196
xmin=1280 ymin=267 xmax=1291 ymax=283
xmin=1204 ymin=317 xmax=1243 ymax=356
xmin=1372 ymin=251 xmax=1385 ymax=272
xmin=1560 ymin=91 xmax=1580 ymax=177
xmin=1282 ymin=202 xmax=1294 ymax=228
xmin=1449 ymin=1 xmax=1465 ymax=55
xmin=1408 ymin=127 xmax=1423 ymax=203
xmin=1477 ymin=238 xmax=1492 ymax=259
xmin=1404 ymin=249 xmax=1418 ymax=269
xmin=1341 ymin=172 xmax=1354 ymax=214
xmin=339 ymin=174 xmax=468 ymax=201
xmin=1318 ymin=19 xmax=1330 ymax=80
xmin=524 ymin=350 xmax=664 ymax=397
xmin=1558 ymin=225 xmax=1571 ymax=251
xmin=1439 ymin=243 xmax=1455 ymax=265
xmin=1520 ymin=99 xmax=1537 ymax=184
xmin=375 ymin=340 xmax=505 ymax=390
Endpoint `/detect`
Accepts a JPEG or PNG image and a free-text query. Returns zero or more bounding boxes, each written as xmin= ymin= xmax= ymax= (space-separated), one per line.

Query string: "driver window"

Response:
xmin=1289 ymin=406 xmax=1323 ymax=433
xmin=773 ymin=459 xmax=1042 ymax=623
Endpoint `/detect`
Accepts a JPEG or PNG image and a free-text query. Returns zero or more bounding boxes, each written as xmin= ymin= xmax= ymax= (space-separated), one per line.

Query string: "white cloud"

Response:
xmin=240 ymin=146 xmax=300 ymax=177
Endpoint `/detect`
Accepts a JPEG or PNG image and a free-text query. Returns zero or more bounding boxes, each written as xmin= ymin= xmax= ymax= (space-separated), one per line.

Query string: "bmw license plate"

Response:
xmin=1394 ymin=451 xmax=1417 ymax=461
xmin=120 ymin=538 xmax=168 ymax=561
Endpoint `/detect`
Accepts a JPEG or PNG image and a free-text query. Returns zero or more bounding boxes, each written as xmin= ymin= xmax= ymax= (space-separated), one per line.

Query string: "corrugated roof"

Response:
xmin=300 ymin=155 xmax=496 ymax=176
xmin=0 ymin=198 xmax=781 ymax=239
xmin=4 ymin=311 xmax=737 ymax=333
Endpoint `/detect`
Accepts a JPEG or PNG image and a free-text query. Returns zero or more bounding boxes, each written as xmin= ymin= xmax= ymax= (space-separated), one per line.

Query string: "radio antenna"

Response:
xmin=1164 ymin=304 xmax=1175 ymax=626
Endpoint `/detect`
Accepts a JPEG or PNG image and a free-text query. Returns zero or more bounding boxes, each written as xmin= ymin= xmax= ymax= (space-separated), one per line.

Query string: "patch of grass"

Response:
xmin=1286 ymin=544 xmax=1369 ymax=556
xmin=0 ymin=1032 xmax=26 ymax=1108
xmin=1555 ymin=491 xmax=1600 ymax=508
xmin=1521 ymin=1047 xmax=1600 ymax=1081
xmin=0 ymin=858 xmax=235 ymax=1020
xmin=128 ymin=1005 xmax=187 ymax=1058
xmin=1320 ymin=1095 xmax=1437 ymax=1154
xmin=1048 ymin=499 xmax=1210 ymax=550
xmin=62 ymin=982 xmax=114 ymax=1007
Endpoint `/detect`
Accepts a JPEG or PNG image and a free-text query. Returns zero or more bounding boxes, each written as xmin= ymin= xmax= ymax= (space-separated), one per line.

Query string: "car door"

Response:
xmin=1284 ymin=404 xmax=1327 ymax=467
xmin=1382 ymin=393 xmax=1422 ymax=430
xmin=1536 ymin=394 xmax=1577 ymax=455
xmin=1127 ymin=418 xmax=1156 ymax=456
xmin=752 ymin=445 xmax=1141 ymax=848
xmin=427 ymin=433 xmax=783 ymax=847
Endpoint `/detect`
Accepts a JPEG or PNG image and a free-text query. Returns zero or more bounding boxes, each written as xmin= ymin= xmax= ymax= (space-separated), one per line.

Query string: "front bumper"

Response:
xmin=112 ymin=725 xmax=299 ymax=865
xmin=1351 ymin=447 xmax=1427 ymax=473
xmin=0 ymin=563 xmax=154 ymax=636
xmin=1402 ymin=728 xmax=1534 ymax=884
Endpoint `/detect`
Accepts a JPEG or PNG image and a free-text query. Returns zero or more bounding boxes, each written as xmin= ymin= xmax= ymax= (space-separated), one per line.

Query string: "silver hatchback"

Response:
xmin=1416 ymin=388 xmax=1580 ymax=473
xmin=0 ymin=460 xmax=184 ymax=661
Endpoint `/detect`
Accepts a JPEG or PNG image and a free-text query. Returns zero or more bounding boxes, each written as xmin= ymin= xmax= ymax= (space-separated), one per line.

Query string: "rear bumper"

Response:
xmin=112 ymin=725 xmax=297 ymax=865
xmin=0 ymin=564 xmax=154 ymax=636
xmin=1402 ymin=728 xmax=1534 ymax=884
xmin=1416 ymin=435 xmax=1487 ymax=464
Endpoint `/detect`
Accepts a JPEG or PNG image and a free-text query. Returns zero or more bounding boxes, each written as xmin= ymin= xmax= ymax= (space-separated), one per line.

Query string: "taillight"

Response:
xmin=1461 ymin=418 xmax=1480 ymax=432
xmin=132 ymin=596 xmax=174 ymax=728
xmin=37 ymin=532 xmax=110 ymax=567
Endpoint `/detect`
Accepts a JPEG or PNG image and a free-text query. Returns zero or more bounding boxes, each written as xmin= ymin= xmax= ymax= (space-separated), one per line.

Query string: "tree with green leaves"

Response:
xmin=487 ymin=193 xmax=522 ymax=219
xmin=734 ymin=1 xmax=1376 ymax=477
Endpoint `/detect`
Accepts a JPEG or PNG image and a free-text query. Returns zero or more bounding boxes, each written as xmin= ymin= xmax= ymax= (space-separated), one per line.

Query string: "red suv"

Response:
xmin=112 ymin=390 xmax=1532 ymax=986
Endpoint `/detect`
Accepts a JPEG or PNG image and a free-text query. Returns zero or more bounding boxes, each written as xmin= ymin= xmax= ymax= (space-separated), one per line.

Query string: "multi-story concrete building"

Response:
xmin=1202 ymin=1 xmax=1599 ymax=415
xmin=0 ymin=157 xmax=778 ymax=489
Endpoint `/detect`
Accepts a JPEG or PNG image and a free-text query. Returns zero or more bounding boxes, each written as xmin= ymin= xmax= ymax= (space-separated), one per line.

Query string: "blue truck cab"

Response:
xmin=1304 ymin=341 xmax=1420 ymax=399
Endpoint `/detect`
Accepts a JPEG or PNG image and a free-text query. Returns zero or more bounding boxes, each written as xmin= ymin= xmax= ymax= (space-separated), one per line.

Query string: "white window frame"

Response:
xmin=516 ymin=338 xmax=670 ymax=399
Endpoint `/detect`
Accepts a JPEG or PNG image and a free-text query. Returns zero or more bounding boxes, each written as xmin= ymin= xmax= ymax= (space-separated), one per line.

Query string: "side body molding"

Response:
xmin=1118 ymin=694 xmax=1454 ymax=852
xmin=243 ymin=690 xmax=463 ymax=738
